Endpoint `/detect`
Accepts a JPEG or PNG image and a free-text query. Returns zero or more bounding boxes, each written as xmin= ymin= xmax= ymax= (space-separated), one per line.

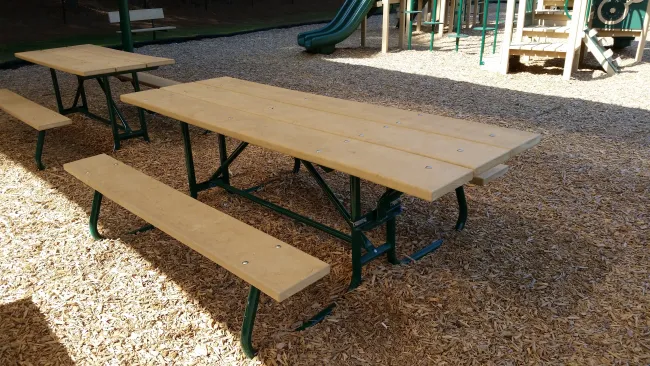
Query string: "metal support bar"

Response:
xmin=130 ymin=72 xmax=150 ymax=142
xmin=34 ymin=131 xmax=46 ymax=170
xmin=217 ymin=134 xmax=230 ymax=185
xmin=89 ymin=191 xmax=103 ymax=240
xmin=99 ymin=76 xmax=121 ymax=150
xmin=302 ymin=161 xmax=352 ymax=222
xmin=241 ymin=286 xmax=260 ymax=359
xmin=128 ymin=223 xmax=155 ymax=235
xmin=455 ymin=186 xmax=468 ymax=231
xmin=292 ymin=158 xmax=301 ymax=173
xmin=349 ymin=176 xmax=363 ymax=290
xmin=206 ymin=141 xmax=248 ymax=183
xmin=400 ymin=239 xmax=444 ymax=263
xmin=50 ymin=69 xmax=65 ymax=114
xmin=208 ymin=179 xmax=354 ymax=243
xmin=77 ymin=76 xmax=88 ymax=111
xmin=180 ymin=122 xmax=198 ymax=199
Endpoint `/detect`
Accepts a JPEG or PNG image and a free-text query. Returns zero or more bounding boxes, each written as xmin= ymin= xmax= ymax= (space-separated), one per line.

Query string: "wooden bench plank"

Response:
xmin=120 ymin=26 xmax=177 ymax=33
xmin=470 ymin=164 xmax=509 ymax=186
xmin=201 ymin=77 xmax=541 ymax=156
xmin=64 ymin=154 xmax=330 ymax=302
xmin=108 ymin=8 xmax=165 ymax=23
xmin=166 ymin=82 xmax=510 ymax=175
xmin=0 ymin=89 xmax=71 ymax=130
xmin=117 ymin=72 xmax=180 ymax=89
xmin=121 ymin=89 xmax=474 ymax=201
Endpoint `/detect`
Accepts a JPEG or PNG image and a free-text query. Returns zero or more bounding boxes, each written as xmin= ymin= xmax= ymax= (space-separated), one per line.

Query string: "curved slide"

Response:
xmin=298 ymin=0 xmax=376 ymax=54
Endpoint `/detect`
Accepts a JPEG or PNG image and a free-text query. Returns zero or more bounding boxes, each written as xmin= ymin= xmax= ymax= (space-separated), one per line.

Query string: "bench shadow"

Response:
xmin=0 ymin=297 xmax=75 ymax=365
xmin=0 ymin=54 xmax=648 ymax=362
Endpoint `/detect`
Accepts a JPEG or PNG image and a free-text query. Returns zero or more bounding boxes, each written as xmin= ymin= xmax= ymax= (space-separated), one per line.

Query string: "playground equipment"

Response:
xmin=494 ymin=0 xmax=649 ymax=79
xmin=475 ymin=0 xmax=502 ymax=64
xmin=298 ymin=0 xmax=409 ymax=54
xmin=590 ymin=0 xmax=650 ymax=61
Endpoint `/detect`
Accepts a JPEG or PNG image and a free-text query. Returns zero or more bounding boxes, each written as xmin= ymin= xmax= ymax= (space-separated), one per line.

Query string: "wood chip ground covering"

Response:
xmin=1 ymin=13 xmax=649 ymax=365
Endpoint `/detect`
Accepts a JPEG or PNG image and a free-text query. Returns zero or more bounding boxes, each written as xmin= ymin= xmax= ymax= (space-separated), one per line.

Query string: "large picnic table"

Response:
xmin=121 ymin=77 xmax=540 ymax=289
xmin=15 ymin=44 xmax=174 ymax=149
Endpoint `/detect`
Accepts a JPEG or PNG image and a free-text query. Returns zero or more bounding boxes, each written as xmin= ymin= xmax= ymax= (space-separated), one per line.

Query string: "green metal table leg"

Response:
xmin=386 ymin=217 xmax=400 ymax=264
xmin=35 ymin=131 xmax=46 ymax=170
xmin=455 ymin=186 xmax=468 ymax=231
xmin=131 ymin=72 xmax=150 ymax=142
xmin=302 ymin=161 xmax=352 ymax=222
xmin=455 ymin=0 xmax=464 ymax=51
xmin=292 ymin=158 xmax=301 ymax=173
xmin=50 ymin=69 xmax=65 ymax=114
xmin=217 ymin=134 xmax=230 ymax=185
xmin=349 ymin=176 xmax=363 ymax=290
xmin=89 ymin=191 xmax=103 ymax=240
xmin=241 ymin=286 xmax=260 ymax=359
xmin=77 ymin=76 xmax=88 ymax=112
xmin=99 ymin=76 xmax=121 ymax=150
xmin=180 ymin=122 xmax=198 ymax=199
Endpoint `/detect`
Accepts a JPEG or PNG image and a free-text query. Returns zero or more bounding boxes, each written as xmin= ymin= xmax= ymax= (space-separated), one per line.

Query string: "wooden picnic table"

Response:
xmin=15 ymin=44 xmax=174 ymax=150
xmin=121 ymin=77 xmax=540 ymax=289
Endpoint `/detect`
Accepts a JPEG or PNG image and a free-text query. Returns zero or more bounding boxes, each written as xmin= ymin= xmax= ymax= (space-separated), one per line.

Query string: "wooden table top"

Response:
xmin=121 ymin=77 xmax=540 ymax=202
xmin=15 ymin=44 xmax=175 ymax=77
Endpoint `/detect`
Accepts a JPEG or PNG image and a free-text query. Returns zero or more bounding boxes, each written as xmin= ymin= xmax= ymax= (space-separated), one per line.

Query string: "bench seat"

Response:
xmin=118 ymin=26 xmax=176 ymax=34
xmin=0 ymin=89 xmax=71 ymax=169
xmin=116 ymin=72 xmax=180 ymax=89
xmin=64 ymin=153 xmax=330 ymax=357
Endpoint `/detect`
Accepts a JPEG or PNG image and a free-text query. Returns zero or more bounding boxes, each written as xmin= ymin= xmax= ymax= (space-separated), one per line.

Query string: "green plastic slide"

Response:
xmin=298 ymin=0 xmax=376 ymax=54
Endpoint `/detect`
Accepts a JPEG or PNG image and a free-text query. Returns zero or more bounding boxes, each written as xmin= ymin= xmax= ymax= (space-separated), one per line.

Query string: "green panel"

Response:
xmin=592 ymin=0 xmax=648 ymax=30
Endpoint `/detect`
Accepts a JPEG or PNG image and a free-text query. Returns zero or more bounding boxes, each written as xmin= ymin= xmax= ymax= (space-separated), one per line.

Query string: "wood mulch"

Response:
xmin=0 ymin=14 xmax=648 ymax=365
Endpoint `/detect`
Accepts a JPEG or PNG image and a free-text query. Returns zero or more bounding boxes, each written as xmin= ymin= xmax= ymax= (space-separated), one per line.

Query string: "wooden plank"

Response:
xmin=121 ymin=89 xmax=474 ymax=201
xmin=45 ymin=48 xmax=148 ymax=73
xmin=470 ymin=164 xmax=509 ymax=185
xmin=64 ymin=154 xmax=330 ymax=302
xmin=15 ymin=50 xmax=115 ymax=76
xmin=68 ymin=45 xmax=175 ymax=68
xmin=108 ymin=8 xmax=165 ymax=23
xmin=167 ymin=82 xmax=511 ymax=174
xmin=0 ymin=89 xmax=71 ymax=130
xmin=119 ymin=26 xmax=177 ymax=34
xmin=117 ymin=72 xmax=180 ymax=88
xmin=199 ymin=77 xmax=541 ymax=156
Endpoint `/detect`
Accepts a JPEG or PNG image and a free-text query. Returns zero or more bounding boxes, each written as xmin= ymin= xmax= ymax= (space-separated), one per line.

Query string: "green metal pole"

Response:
xmin=492 ymin=0 xmax=502 ymax=54
xmin=118 ymin=0 xmax=134 ymax=52
xmin=479 ymin=0 xmax=490 ymax=64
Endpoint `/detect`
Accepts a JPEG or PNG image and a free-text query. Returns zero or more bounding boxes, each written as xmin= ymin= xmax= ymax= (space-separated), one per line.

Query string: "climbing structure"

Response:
xmin=495 ymin=0 xmax=649 ymax=78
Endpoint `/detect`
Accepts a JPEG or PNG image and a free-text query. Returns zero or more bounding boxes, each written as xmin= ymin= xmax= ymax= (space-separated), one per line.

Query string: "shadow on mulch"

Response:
xmin=0 ymin=298 xmax=75 ymax=365
xmin=1 ymin=58 xmax=648 ymax=362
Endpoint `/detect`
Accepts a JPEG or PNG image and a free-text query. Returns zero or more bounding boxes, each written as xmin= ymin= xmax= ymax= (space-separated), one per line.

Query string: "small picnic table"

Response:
xmin=121 ymin=77 xmax=540 ymax=290
xmin=15 ymin=44 xmax=174 ymax=150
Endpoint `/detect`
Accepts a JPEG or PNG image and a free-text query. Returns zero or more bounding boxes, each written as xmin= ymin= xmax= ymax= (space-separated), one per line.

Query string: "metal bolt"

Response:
xmin=316 ymin=149 xmax=321 ymax=153
xmin=344 ymin=140 xmax=349 ymax=143
xmin=418 ymin=113 xmax=423 ymax=116
xmin=489 ymin=133 xmax=496 ymax=137
xmin=457 ymin=148 xmax=464 ymax=152
xmin=114 ymin=163 xmax=119 ymax=166
xmin=383 ymin=125 xmax=389 ymax=128
xmin=275 ymin=245 xmax=281 ymax=248
xmin=425 ymin=166 xmax=432 ymax=169
xmin=359 ymin=134 xmax=364 ymax=137
xmin=242 ymin=261 xmax=249 ymax=265
xmin=396 ymin=121 xmax=401 ymax=124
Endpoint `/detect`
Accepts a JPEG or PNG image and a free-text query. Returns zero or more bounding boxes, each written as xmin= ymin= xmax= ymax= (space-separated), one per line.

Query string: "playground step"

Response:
xmin=582 ymin=28 xmax=620 ymax=75
xmin=542 ymin=0 xmax=573 ymax=8
xmin=522 ymin=25 xmax=571 ymax=38
xmin=534 ymin=10 xmax=572 ymax=24
xmin=509 ymin=42 xmax=568 ymax=57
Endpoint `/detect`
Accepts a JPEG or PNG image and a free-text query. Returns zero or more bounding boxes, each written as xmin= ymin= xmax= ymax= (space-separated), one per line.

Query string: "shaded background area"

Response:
xmin=0 ymin=0 xmax=346 ymax=62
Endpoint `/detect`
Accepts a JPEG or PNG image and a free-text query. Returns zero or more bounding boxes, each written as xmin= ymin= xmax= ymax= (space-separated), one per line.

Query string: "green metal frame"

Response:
xmin=35 ymin=131 xmax=46 ymax=170
xmin=423 ymin=0 xmax=444 ymax=51
xmin=89 ymin=191 xmax=103 ymax=240
xmin=179 ymin=124 xmax=468 ymax=291
xmin=448 ymin=0 xmax=469 ymax=51
xmin=49 ymin=67 xmax=154 ymax=150
xmin=241 ymin=286 xmax=260 ymax=358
